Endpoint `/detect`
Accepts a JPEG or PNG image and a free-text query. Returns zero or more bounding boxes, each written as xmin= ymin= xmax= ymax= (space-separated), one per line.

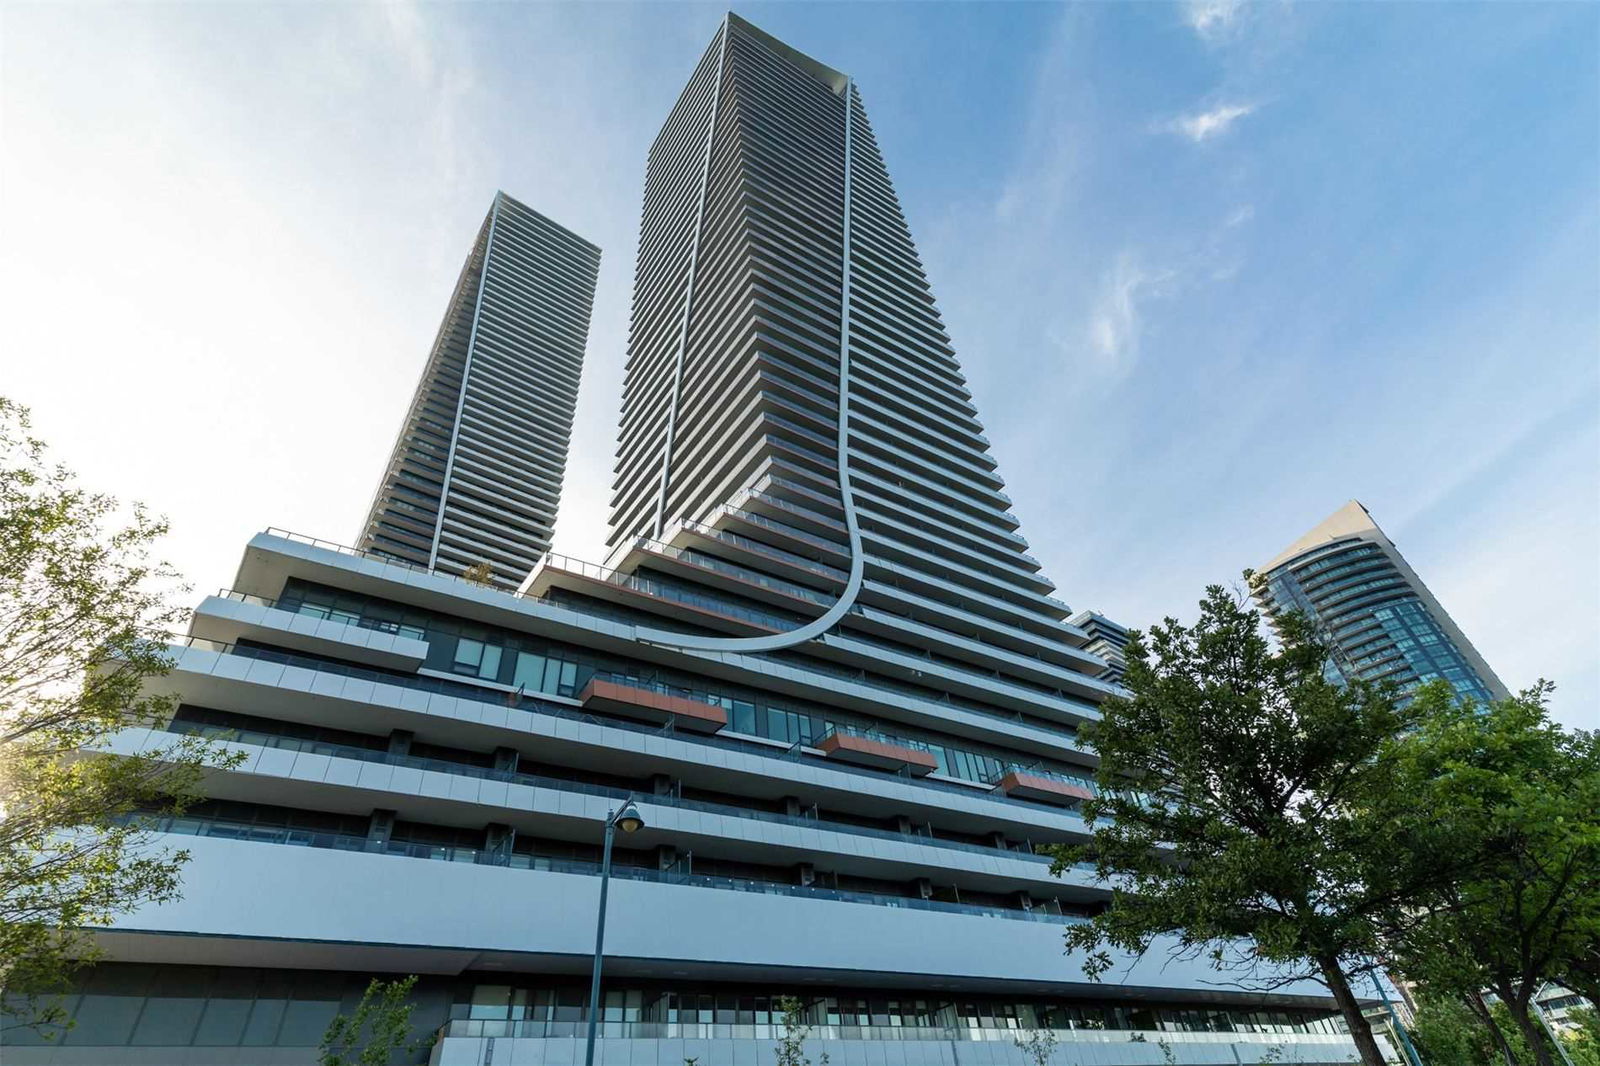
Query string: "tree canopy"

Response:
xmin=1378 ymin=682 xmax=1600 ymax=1066
xmin=1054 ymin=572 xmax=1600 ymax=1066
xmin=319 ymin=976 xmax=431 ymax=1066
xmin=1052 ymin=580 xmax=1463 ymax=1066
xmin=0 ymin=397 xmax=235 ymax=1033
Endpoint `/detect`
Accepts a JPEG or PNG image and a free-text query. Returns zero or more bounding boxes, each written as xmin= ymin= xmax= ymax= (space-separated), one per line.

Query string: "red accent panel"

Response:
xmin=578 ymin=678 xmax=728 ymax=733
xmin=817 ymin=732 xmax=939 ymax=775
xmin=996 ymin=771 xmax=1093 ymax=806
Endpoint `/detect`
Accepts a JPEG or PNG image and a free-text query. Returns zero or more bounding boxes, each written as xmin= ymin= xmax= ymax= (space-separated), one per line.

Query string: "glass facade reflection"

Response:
xmin=5 ymin=964 xmax=1344 ymax=1056
xmin=1256 ymin=502 xmax=1508 ymax=706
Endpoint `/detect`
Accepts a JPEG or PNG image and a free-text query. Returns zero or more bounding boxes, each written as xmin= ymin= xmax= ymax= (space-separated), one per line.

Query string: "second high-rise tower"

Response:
xmin=362 ymin=191 xmax=600 ymax=589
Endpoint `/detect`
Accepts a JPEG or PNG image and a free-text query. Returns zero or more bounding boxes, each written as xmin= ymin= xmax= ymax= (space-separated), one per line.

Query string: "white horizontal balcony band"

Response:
xmin=103 ymin=833 xmax=1332 ymax=1003
xmin=149 ymin=646 xmax=1094 ymax=842
xmin=233 ymin=534 xmax=1089 ymax=763
xmin=660 ymin=641 xmax=1093 ymax=766
xmin=189 ymin=595 xmax=429 ymax=672
xmin=849 ymin=604 xmax=1109 ymax=691
xmin=815 ymin=632 xmax=1102 ymax=729
xmin=859 ymin=583 xmax=1091 ymax=661
xmin=101 ymin=728 xmax=1091 ymax=899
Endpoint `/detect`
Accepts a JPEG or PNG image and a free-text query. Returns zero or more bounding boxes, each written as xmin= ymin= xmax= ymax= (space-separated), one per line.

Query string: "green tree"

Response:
xmin=775 ymin=996 xmax=829 ymax=1066
xmin=0 ymin=397 xmax=236 ymax=1033
xmin=1050 ymin=580 xmax=1456 ymax=1066
xmin=1560 ymin=1007 xmax=1600 ymax=1066
xmin=1410 ymin=996 xmax=1501 ymax=1066
xmin=319 ymin=976 xmax=432 ymax=1066
xmin=1014 ymin=1027 xmax=1059 ymax=1066
xmin=1379 ymin=684 xmax=1600 ymax=1066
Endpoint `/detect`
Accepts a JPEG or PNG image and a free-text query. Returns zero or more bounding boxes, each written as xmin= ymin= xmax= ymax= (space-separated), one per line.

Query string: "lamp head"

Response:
xmin=614 ymin=801 xmax=645 ymax=834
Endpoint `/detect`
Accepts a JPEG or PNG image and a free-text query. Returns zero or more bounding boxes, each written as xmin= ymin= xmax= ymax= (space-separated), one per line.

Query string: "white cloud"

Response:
xmin=1184 ymin=0 xmax=1245 ymax=41
xmin=1083 ymin=252 xmax=1174 ymax=376
xmin=1165 ymin=102 xmax=1257 ymax=142
xmin=1225 ymin=204 xmax=1256 ymax=227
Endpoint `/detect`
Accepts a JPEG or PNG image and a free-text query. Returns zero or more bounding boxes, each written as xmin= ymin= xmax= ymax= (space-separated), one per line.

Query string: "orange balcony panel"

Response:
xmin=578 ymin=678 xmax=727 ymax=735
xmin=817 ymin=733 xmax=938 ymax=776
xmin=996 ymin=772 xmax=1093 ymax=806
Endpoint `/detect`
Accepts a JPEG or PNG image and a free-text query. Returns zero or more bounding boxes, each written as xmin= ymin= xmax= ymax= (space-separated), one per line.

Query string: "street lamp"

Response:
xmin=584 ymin=798 xmax=646 ymax=1066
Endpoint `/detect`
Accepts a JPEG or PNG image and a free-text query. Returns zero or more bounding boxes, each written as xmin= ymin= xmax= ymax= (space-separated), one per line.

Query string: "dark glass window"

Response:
xmin=130 ymin=996 xmax=205 ymax=1045
xmin=193 ymin=998 xmax=252 ymax=1046
xmin=241 ymin=999 xmax=286 ymax=1046
xmin=63 ymin=996 xmax=144 ymax=1045
xmin=277 ymin=999 xmax=340 ymax=1045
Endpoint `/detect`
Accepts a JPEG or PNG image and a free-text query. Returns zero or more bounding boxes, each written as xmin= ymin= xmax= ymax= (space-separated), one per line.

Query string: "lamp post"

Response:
xmin=1532 ymin=984 xmax=1577 ymax=1066
xmin=584 ymin=798 xmax=645 ymax=1066
xmin=1368 ymin=966 xmax=1425 ymax=1066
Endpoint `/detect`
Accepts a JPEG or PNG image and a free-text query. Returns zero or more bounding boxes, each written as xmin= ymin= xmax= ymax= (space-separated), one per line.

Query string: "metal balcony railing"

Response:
xmin=255 ymin=529 xmax=1095 ymax=749
xmin=164 ymin=709 xmax=1099 ymax=871
xmin=212 ymin=588 xmax=428 ymax=641
xmin=437 ymin=1020 xmax=1355 ymax=1046
xmin=674 ymin=520 xmax=850 ymax=582
xmin=132 ymin=812 xmax=1089 ymax=925
xmin=166 ymin=638 xmax=1099 ymax=826
xmin=629 ymin=538 xmax=835 ymax=607
xmin=534 ymin=552 xmax=804 ymax=631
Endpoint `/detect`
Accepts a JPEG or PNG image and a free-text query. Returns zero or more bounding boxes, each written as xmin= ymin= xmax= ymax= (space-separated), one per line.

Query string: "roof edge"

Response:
xmin=727 ymin=11 xmax=849 ymax=95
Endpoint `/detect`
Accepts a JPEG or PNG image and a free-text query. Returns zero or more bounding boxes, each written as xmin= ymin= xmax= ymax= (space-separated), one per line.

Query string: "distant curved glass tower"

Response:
xmin=359 ymin=191 xmax=599 ymax=588
xmin=1254 ymin=500 xmax=1509 ymax=704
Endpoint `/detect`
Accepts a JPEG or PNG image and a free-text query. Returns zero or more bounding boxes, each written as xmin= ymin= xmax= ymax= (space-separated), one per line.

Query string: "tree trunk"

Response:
xmin=1496 ymin=989 xmax=1555 ymax=1066
xmin=1317 ymin=957 xmax=1387 ymax=1066
xmin=1466 ymin=991 xmax=1520 ymax=1066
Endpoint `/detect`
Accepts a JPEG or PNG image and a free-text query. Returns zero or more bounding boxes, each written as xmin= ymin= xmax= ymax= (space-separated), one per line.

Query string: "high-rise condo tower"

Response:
xmin=4 ymin=18 xmax=1375 ymax=1066
xmin=1254 ymin=500 xmax=1509 ymax=704
xmin=359 ymin=191 xmax=600 ymax=589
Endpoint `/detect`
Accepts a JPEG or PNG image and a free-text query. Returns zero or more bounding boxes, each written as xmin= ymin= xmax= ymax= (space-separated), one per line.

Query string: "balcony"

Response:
xmin=578 ymin=676 xmax=727 ymax=734
xmin=995 ymin=771 xmax=1094 ymax=807
xmin=156 ymin=638 xmax=1097 ymax=840
xmin=129 ymin=817 xmax=1080 ymax=926
xmin=519 ymin=552 xmax=800 ymax=634
xmin=191 ymin=590 xmax=430 ymax=672
xmin=150 ymin=715 xmax=1086 ymax=871
xmin=435 ymin=1020 xmax=1367 ymax=1060
xmin=817 ymin=727 xmax=938 ymax=776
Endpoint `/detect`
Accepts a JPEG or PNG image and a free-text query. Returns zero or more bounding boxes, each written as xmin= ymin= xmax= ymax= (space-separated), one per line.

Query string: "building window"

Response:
xmin=453 ymin=638 xmax=503 ymax=681
xmin=512 ymin=651 xmax=579 ymax=697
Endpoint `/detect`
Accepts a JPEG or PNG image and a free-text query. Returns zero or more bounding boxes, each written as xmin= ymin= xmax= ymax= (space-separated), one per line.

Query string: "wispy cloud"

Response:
xmin=1184 ymin=0 xmax=1245 ymax=42
xmin=1165 ymin=102 xmax=1256 ymax=142
xmin=1083 ymin=252 xmax=1174 ymax=376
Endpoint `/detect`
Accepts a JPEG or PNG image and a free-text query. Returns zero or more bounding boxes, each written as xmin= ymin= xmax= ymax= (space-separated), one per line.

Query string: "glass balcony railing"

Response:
xmin=211 ymin=580 xmax=1091 ymax=785
xmin=437 ymin=1020 xmax=1353 ymax=1046
xmin=133 ymin=812 xmax=1090 ymax=925
xmin=212 ymin=588 xmax=428 ymax=641
xmin=629 ymin=538 xmax=836 ymax=608
xmin=761 ymin=641 xmax=1089 ymax=751
xmin=535 ymin=552 xmax=805 ymax=631
xmin=757 ymin=475 xmax=849 ymax=517
xmin=164 ymin=707 xmax=1100 ymax=871
xmin=675 ymin=520 xmax=849 ymax=582
xmin=254 ymin=530 xmax=1094 ymax=748
xmin=816 ymin=722 xmax=936 ymax=757
xmin=167 ymin=638 xmax=1099 ymax=825
xmin=714 ymin=501 xmax=849 ymax=553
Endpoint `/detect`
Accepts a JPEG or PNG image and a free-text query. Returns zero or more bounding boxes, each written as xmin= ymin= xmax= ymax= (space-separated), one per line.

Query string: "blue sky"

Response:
xmin=2 ymin=1 xmax=1596 ymax=727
